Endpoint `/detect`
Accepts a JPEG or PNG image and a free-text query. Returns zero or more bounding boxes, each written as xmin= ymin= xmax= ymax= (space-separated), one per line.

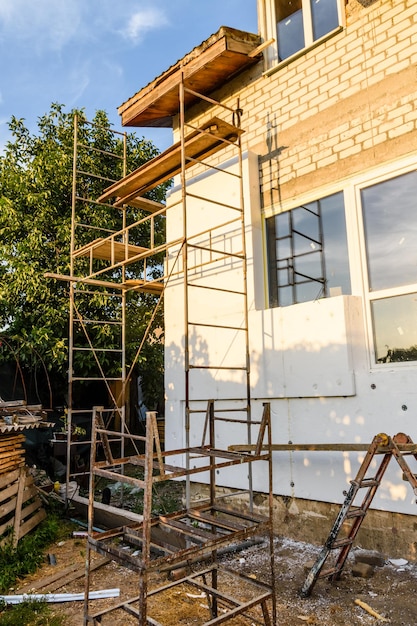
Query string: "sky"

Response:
xmin=0 ymin=0 xmax=258 ymax=155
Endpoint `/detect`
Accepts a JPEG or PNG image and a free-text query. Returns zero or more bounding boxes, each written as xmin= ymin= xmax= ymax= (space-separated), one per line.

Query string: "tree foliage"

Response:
xmin=0 ymin=103 xmax=166 ymax=409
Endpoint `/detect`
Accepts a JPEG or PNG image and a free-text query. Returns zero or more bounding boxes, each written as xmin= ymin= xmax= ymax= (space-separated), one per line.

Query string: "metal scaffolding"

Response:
xmin=52 ymin=78 xmax=276 ymax=625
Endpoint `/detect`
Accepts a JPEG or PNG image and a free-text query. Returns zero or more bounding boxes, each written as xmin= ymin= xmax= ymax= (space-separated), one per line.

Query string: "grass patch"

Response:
xmin=94 ymin=466 xmax=184 ymax=517
xmin=0 ymin=515 xmax=71 ymax=593
xmin=0 ymin=599 xmax=64 ymax=626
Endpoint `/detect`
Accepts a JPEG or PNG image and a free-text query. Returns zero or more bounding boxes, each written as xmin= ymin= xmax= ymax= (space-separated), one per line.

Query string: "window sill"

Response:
xmin=263 ymin=25 xmax=344 ymax=78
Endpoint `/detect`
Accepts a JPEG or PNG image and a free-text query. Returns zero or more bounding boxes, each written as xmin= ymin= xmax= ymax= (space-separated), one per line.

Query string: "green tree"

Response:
xmin=0 ymin=103 xmax=166 ymax=409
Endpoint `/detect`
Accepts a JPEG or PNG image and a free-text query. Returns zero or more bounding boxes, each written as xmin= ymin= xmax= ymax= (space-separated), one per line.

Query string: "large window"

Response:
xmin=266 ymin=191 xmax=351 ymax=307
xmin=361 ymin=170 xmax=417 ymax=364
xmin=265 ymin=0 xmax=342 ymax=64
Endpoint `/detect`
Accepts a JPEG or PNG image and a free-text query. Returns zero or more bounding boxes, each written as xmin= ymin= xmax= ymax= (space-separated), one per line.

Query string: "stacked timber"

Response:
xmin=0 ymin=432 xmax=25 ymax=475
xmin=0 ymin=432 xmax=46 ymax=547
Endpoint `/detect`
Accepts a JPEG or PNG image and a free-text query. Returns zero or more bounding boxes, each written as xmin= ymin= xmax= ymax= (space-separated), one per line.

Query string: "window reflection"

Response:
xmin=361 ymin=171 xmax=417 ymax=291
xmin=310 ymin=0 xmax=339 ymax=41
xmin=276 ymin=0 xmax=304 ymax=60
xmin=266 ymin=191 xmax=351 ymax=307
xmin=372 ymin=294 xmax=417 ymax=363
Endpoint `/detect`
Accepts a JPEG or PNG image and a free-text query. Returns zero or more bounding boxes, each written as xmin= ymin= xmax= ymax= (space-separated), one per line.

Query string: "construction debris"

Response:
xmin=0 ymin=399 xmax=49 ymax=432
xmin=0 ymin=588 xmax=120 ymax=605
xmin=354 ymin=598 xmax=389 ymax=622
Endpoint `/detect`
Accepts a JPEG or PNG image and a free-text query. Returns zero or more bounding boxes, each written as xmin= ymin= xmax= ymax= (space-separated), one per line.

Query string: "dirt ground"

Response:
xmin=12 ymin=530 xmax=417 ymax=625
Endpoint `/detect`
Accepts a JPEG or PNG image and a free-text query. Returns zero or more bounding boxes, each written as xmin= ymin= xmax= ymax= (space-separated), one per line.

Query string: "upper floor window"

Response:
xmin=261 ymin=0 xmax=343 ymax=66
xmin=266 ymin=191 xmax=351 ymax=307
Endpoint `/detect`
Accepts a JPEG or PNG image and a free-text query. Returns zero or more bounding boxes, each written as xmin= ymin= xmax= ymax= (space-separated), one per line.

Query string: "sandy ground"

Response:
xmin=11 ymin=531 xmax=417 ymax=625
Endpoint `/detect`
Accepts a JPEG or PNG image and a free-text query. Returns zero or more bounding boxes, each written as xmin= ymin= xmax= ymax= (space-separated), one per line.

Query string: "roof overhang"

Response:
xmin=118 ymin=27 xmax=262 ymax=128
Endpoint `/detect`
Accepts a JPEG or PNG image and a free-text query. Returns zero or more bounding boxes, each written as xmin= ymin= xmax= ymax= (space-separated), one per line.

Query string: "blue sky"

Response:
xmin=0 ymin=0 xmax=257 ymax=154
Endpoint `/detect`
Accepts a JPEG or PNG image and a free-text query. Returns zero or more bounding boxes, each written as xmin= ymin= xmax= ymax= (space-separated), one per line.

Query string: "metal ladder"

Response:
xmin=301 ymin=432 xmax=417 ymax=597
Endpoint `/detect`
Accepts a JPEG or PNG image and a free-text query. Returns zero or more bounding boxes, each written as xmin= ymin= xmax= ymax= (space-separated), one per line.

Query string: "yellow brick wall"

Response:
xmin=185 ymin=0 xmax=417 ymax=207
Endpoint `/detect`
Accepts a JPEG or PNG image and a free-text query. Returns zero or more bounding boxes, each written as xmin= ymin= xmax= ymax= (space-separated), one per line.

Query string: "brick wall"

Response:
xmin=184 ymin=0 xmax=417 ymax=207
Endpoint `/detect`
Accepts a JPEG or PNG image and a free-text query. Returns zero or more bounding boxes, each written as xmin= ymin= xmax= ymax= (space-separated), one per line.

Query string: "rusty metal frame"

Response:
xmin=81 ymin=74 xmax=276 ymax=626
xmin=84 ymin=405 xmax=274 ymax=625
xmin=301 ymin=432 xmax=417 ymax=597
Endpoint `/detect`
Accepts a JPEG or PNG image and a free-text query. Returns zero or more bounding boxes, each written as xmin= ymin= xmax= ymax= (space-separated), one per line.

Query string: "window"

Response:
xmin=361 ymin=170 xmax=417 ymax=364
xmin=262 ymin=0 xmax=343 ymax=66
xmin=266 ymin=191 xmax=351 ymax=307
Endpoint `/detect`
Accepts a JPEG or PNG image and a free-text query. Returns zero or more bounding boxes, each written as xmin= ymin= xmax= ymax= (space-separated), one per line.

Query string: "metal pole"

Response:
xmin=180 ymin=74 xmax=191 ymax=509
xmin=67 ymin=113 xmax=78 ymax=506
xmin=83 ymin=406 xmax=98 ymax=624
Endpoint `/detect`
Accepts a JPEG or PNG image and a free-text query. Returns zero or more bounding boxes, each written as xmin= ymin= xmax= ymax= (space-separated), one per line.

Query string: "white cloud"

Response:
xmin=120 ymin=8 xmax=169 ymax=44
xmin=0 ymin=0 xmax=83 ymax=52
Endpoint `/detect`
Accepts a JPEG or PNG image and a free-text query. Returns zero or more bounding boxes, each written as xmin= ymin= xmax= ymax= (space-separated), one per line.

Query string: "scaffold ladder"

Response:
xmin=301 ymin=432 xmax=417 ymax=597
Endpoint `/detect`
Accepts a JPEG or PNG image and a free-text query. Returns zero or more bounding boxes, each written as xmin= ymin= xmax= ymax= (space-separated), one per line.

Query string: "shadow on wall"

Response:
xmin=164 ymin=313 xmax=417 ymax=510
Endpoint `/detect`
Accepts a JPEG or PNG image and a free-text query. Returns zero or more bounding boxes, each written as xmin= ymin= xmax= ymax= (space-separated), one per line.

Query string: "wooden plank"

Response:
xmin=125 ymin=196 xmax=165 ymax=214
xmin=123 ymin=279 xmax=164 ymax=295
xmin=0 ymin=457 xmax=24 ymax=472
xmin=0 ymin=453 xmax=24 ymax=464
xmin=0 ymin=482 xmax=19 ymax=507
xmin=0 ymin=496 xmax=17 ymax=521
xmin=73 ymin=238 xmax=148 ymax=262
xmin=0 ymin=448 xmax=24 ymax=460
xmin=0 ymin=456 xmax=25 ymax=470
xmin=17 ymin=558 xmax=112 ymax=594
xmin=98 ymin=117 xmax=244 ymax=205
xmin=0 ymin=434 xmax=25 ymax=444
xmin=0 ymin=469 xmax=20 ymax=490
xmin=0 ymin=516 xmax=15 ymax=537
xmin=0 ymin=400 xmax=26 ymax=408
xmin=0 ymin=441 xmax=25 ymax=451
xmin=17 ymin=508 xmax=46 ymax=542
xmin=20 ymin=498 xmax=43 ymax=523
xmin=18 ymin=562 xmax=83 ymax=593
xmin=45 ymin=557 xmax=110 ymax=593
xmin=13 ymin=468 xmax=26 ymax=547
xmin=71 ymin=494 xmax=144 ymax=529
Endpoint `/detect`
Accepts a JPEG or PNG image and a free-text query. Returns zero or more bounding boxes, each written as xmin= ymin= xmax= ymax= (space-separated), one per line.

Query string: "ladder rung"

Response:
xmin=71 ymin=377 xmax=124 ymax=381
xmin=402 ymin=473 xmax=417 ymax=481
xmin=351 ymin=478 xmax=380 ymax=488
xmin=214 ymin=417 xmax=261 ymax=424
xmin=318 ymin=567 xmax=339 ymax=579
xmin=346 ymin=507 xmax=366 ymax=519
xmin=189 ymin=365 xmax=247 ymax=370
xmin=188 ymin=321 xmax=247 ymax=332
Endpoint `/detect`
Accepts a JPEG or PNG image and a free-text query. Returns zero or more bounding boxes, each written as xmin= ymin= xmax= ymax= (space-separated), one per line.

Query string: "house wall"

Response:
xmin=164 ymin=0 xmax=417 ymax=556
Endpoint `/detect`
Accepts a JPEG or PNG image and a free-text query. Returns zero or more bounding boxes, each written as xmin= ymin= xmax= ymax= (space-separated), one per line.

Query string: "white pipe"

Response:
xmin=0 ymin=588 xmax=120 ymax=605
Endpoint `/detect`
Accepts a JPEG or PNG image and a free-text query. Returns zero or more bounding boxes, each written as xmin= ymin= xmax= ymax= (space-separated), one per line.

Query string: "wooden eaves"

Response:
xmin=118 ymin=26 xmax=262 ymax=128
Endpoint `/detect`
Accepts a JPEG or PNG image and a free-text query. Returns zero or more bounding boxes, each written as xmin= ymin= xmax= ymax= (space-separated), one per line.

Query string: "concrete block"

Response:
xmin=352 ymin=562 xmax=375 ymax=578
xmin=355 ymin=551 xmax=385 ymax=567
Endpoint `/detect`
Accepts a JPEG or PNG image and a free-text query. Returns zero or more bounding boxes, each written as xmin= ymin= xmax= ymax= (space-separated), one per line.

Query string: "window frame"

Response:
xmin=262 ymin=156 xmax=417 ymax=370
xmin=354 ymin=161 xmax=417 ymax=369
xmin=258 ymin=0 xmax=345 ymax=71
xmin=264 ymin=187 xmax=353 ymax=309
